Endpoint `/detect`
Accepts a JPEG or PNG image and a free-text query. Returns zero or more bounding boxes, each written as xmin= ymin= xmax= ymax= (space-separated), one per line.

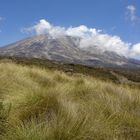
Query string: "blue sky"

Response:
xmin=0 ymin=0 xmax=140 ymax=58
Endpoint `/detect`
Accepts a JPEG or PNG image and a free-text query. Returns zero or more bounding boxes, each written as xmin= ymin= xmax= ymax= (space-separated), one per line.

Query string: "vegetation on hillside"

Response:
xmin=0 ymin=56 xmax=140 ymax=85
xmin=0 ymin=61 xmax=140 ymax=140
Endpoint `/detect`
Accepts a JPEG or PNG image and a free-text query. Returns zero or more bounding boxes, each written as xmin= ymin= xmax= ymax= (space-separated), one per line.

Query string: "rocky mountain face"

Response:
xmin=0 ymin=34 xmax=140 ymax=68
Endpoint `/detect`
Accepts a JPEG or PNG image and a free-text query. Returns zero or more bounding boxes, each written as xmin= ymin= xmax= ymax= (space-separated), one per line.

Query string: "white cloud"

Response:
xmin=22 ymin=19 xmax=140 ymax=59
xmin=126 ymin=5 xmax=139 ymax=24
xmin=22 ymin=19 xmax=66 ymax=37
xmin=131 ymin=43 xmax=140 ymax=56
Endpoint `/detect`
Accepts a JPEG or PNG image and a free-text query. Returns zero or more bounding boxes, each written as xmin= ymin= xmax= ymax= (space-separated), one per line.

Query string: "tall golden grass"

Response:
xmin=0 ymin=62 xmax=140 ymax=140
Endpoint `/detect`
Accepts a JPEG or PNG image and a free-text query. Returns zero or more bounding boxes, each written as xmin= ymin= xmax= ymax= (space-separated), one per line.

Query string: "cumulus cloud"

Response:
xmin=22 ymin=19 xmax=140 ymax=58
xmin=22 ymin=19 xmax=65 ymax=37
xmin=126 ymin=5 xmax=139 ymax=24
xmin=131 ymin=43 xmax=140 ymax=56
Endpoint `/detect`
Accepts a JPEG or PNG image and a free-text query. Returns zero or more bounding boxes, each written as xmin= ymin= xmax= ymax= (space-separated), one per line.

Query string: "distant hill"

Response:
xmin=0 ymin=34 xmax=140 ymax=69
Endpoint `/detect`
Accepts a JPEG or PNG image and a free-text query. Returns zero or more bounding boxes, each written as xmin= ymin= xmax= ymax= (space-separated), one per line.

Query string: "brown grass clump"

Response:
xmin=0 ymin=62 xmax=140 ymax=140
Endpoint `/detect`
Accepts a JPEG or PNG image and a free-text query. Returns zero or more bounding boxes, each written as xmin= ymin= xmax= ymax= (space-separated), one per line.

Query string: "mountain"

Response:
xmin=0 ymin=34 xmax=140 ymax=68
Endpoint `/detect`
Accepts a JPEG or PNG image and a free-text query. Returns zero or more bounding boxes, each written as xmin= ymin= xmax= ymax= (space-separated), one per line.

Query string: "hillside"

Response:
xmin=0 ymin=35 xmax=140 ymax=69
xmin=0 ymin=60 xmax=140 ymax=140
xmin=0 ymin=56 xmax=140 ymax=85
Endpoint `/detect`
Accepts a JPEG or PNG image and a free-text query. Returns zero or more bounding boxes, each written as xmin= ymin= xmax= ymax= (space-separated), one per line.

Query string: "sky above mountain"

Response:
xmin=0 ymin=0 xmax=140 ymax=59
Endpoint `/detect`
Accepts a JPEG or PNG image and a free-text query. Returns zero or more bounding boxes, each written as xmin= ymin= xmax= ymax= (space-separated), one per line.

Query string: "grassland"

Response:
xmin=0 ymin=60 xmax=140 ymax=140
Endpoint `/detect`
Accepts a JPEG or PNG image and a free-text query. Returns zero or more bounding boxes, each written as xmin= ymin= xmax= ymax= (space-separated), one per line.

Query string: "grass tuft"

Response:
xmin=0 ymin=62 xmax=140 ymax=140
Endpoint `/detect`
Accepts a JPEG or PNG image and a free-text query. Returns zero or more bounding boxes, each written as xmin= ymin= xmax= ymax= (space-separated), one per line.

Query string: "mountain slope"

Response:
xmin=0 ymin=34 xmax=140 ymax=68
